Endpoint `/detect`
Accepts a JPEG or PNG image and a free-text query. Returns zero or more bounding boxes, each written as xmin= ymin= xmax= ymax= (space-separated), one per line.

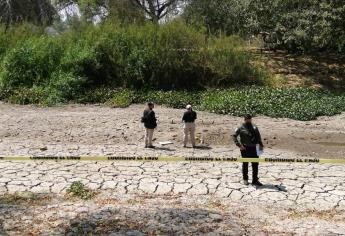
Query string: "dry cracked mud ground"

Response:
xmin=0 ymin=102 xmax=344 ymax=235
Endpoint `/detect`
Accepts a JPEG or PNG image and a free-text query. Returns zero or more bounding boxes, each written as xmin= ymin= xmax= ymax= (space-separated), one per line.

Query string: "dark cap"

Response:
xmin=147 ymin=102 xmax=154 ymax=106
xmin=244 ymin=114 xmax=252 ymax=119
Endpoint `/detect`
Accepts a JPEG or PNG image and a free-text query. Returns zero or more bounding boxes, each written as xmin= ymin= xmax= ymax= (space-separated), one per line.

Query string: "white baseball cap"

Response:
xmin=186 ymin=104 xmax=192 ymax=109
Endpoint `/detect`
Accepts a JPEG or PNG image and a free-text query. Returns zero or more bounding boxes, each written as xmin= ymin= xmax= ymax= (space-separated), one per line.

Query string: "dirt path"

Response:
xmin=1 ymin=102 xmax=345 ymax=158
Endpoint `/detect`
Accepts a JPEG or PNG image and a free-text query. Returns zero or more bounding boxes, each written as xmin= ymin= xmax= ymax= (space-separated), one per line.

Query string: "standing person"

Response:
xmin=182 ymin=104 xmax=197 ymax=148
xmin=142 ymin=102 xmax=157 ymax=148
xmin=232 ymin=114 xmax=264 ymax=186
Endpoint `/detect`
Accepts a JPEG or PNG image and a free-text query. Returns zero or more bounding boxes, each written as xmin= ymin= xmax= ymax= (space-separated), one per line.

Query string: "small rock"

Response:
xmin=75 ymin=207 xmax=89 ymax=213
xmin=209 ymin=213 xmax=223 ymax=222
xmin=126 ymin=230 xmax=145 ymax=236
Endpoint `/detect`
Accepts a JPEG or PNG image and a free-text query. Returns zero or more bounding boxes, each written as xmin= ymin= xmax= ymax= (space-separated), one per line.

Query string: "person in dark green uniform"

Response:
xmin=232 ymin=114 xmax=264 ymax=186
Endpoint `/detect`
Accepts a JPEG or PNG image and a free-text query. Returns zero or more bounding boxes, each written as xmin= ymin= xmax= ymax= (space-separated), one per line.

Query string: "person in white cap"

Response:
xmin=182 ymin=104 xmax=197 ymax=148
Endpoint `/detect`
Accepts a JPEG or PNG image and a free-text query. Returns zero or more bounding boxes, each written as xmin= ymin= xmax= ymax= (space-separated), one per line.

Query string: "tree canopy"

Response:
xmin=183 ymin=0 xmax=345 ymax=53
xmin=54 ymin=0 xmax=183 ymax=23
xmin=0 ymin=0 xmax=56 ymax=29
xmin=1 ymin=0 xmax=344 ymax=53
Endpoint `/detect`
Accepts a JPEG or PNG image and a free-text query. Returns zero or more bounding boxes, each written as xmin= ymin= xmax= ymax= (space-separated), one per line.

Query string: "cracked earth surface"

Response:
xmin=0 ymin=161 xmax=345 ymax=235
xmin=0 ymin=103 xmax=345 ymax=235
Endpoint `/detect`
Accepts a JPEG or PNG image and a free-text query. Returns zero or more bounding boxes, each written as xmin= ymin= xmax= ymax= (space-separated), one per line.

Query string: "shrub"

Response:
xmin=66 ymin=181 xmax=93 ymax=200
xmin=199 ymin=36 xmax=260 ymax=86
xmin=76 ymin=87 xmax=117 ymax=104
xmin=0 ymin=24 xmax=44 ymax=60
xmin=0 ymin=20 xmax=270 ymax=101
xmin=105 ymin=89 xmax=134 ymax=108
xmin=45 ymin=71 xmax=87 ymax=105
xmin=147 ymin=20 xmax=206 ymax=89
xmin=0 ymin=37 xmax=64 ymax=89
xmin=5 ymin=86 xmax=46 ymax=105
xmin=60 ymin=38 xmax=100 ymax=86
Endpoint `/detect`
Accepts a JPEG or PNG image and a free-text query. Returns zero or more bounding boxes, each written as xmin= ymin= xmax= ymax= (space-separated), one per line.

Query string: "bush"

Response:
xmin=76 ymin=87 xmax=117 ymax=104
xmin=105 ymin=89 xmax=134 ymax=108
xmin=0 ymin=20 xmax=268 ymax=99
xmin=5 ymin=86 xmax=46 ymax=105
xmin=1 ymin=37 xmax=64 ymax=89
xmin=45 ymin=71 xmax=87 ymax=105
xmin=0 ymin=24 xmax=44 ymax=61
xmin=199 ymin=36 xmax=262 ymax=86
xmin=60 ymin=38 xmax=100 ymax=86
xmin=66 ymin=181 xmax=93 ymax=200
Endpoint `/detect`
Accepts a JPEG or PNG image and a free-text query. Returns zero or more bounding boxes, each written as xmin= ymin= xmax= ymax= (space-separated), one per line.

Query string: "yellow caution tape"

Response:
xmin=0 ymin=156 xmax=345 ymax=164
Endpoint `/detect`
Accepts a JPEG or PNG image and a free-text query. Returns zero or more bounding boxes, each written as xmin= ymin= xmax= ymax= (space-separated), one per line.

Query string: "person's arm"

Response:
xmin=182 ymin=112 xmax=186 ymax=122
xmin=151 ymin=111 xmax=157 ymax=127
xmin=151 ymin=111 xmax=156 ymax=121
xmin=194 ymin=111 xmax=197 ymax=120
xmin=256 ymin=128 xmax=264 ymax=149
xmin=232 ymin=127 xmax=241 ymax=147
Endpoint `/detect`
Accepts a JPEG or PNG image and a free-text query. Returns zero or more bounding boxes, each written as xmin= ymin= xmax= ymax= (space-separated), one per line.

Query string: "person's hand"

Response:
xmin=240 ymin=145 xmax=246 ymax=151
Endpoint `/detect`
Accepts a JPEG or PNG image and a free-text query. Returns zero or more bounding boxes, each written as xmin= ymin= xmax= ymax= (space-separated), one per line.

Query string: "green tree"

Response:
xmin=106 ymin=0 xmax=146 ymax=24
xmin=130 ymin=0 xmax=184 ymax=23
xmin=0 ymin=0 xmax=56 ymax=30
xmin=183 ymin=0 xmax=345 ymax=53
xmin=183 ymin=0 xmax=251 ymax=35
xmin=55 ymin=0 xmax=184 ymax=24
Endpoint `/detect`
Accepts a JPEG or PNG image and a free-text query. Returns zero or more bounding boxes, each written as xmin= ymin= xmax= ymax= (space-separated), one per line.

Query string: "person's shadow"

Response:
xmin=255 ymin=184 xmax=287 ymax=192
xmin=154 ymin=146 xmax=176 ymax=151
xmin=192 ymin=145 xmax=212 ymax=150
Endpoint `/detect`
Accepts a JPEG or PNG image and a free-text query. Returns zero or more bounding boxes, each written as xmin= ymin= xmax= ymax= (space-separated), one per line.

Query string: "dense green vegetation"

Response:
xmin=184 ymin=0 xmax=345 ymax=53
xmin=3 ymin=86 xmax=345 ymax=121
xmin=89 ymin=88 xmax=345 ymax=121
xmin=87 ymin=88 xmax=345 ymax=121
xmin=0 ymin=21 xmax=269 ymax=103
xmin=2 ymin=0 xmax=344 ymax=53
xmin=1 ymin=0 xmax=344 ymax=121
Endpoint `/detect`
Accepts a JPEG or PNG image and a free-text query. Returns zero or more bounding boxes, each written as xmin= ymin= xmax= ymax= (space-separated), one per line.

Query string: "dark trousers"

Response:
xmin=241 ymin=146 xmax=259 ymax=182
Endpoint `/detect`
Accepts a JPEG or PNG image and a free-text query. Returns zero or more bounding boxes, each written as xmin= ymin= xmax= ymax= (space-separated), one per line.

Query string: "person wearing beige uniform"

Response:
xmin=182 ymin=105 xmax=197 ymax=148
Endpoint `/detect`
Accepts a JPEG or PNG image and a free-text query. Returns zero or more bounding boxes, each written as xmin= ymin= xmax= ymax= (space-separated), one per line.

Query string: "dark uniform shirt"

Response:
xmin=142 ymin=109 xmax=157 ymax=129
xmin=182 ymin=111 xmax=197 ymax=123
xmin=232 ymin=123 xmax=264 ymax=147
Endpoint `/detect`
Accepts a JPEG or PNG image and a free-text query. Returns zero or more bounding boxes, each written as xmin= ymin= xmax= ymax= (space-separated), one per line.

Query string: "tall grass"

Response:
xmin=0 ymin=20 xmax=268 ymax=105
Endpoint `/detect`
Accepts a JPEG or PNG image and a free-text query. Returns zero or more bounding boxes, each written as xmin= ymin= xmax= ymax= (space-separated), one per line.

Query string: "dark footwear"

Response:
xmin=192 ymin=146 xmax=197 ymax=148
xmin=147 ymin=145 xmax=155 ymax=149
xmin=243 ymin=180 xmax=249 ymax=186
xmin=252 ymin=181 xmax=263 ymax=186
